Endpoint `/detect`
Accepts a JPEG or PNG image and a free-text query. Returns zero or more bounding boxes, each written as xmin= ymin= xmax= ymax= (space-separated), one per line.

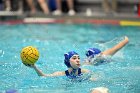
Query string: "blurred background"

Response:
xmin=0 ymin=0 xmax=140 ymax=20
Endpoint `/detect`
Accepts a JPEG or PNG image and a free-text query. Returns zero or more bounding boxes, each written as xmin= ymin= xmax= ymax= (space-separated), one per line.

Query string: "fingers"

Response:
xmin=23 ymin=63 xmax=34 ymax=67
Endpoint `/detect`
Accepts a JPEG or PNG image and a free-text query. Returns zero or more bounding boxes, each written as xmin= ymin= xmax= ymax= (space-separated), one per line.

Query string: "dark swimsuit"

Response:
xmin=65 ymin=68 xmax=82 ymax=79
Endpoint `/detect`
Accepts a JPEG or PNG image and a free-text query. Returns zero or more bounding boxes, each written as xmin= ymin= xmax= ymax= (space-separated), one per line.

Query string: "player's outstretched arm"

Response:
xmin=102 ymin=36 xmax=129 ymax=56
xmin=32 ymin=65 xmax=65 ymax=77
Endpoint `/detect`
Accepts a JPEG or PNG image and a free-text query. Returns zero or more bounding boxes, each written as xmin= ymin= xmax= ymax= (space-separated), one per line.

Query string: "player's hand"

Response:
xmin=23 ymin=63 xmax=34 ymax=68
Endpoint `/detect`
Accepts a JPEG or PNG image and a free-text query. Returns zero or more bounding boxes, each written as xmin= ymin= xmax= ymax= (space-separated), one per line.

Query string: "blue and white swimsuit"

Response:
xmin=65 ymin=68 xmax=82 ymax=79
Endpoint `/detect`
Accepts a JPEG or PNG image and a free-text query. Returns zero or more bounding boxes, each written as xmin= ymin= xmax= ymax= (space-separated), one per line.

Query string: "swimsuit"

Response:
xmin=65 ymin=68 xmax=82 ymax=79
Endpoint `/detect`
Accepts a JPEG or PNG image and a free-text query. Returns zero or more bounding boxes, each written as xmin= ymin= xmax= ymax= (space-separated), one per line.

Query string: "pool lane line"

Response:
xmin=0 ymin=20 xmax=23 ymax=25
xmin=0 ymin=18 xmax=140 ymax=26
xmin=120 ymin=20 xmax=140 ymax=26
xmin=72 ymin=19 xmax=119 ymax=25
xmin=23 ymin=18 xmax=120 ymax=25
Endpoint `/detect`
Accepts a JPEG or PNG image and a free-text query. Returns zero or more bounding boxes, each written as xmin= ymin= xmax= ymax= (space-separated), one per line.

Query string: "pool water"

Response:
xmin=0 ymin=23 xmax=140 ymax=93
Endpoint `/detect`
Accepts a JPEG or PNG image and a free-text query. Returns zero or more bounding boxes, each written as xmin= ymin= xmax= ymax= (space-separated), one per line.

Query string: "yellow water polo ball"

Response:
xmin=20 ymin=46 xmax=39 ymax=65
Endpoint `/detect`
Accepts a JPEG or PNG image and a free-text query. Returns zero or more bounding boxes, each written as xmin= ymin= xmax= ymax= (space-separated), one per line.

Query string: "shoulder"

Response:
xmin=81 ymin=69 xmax=90 ymax=73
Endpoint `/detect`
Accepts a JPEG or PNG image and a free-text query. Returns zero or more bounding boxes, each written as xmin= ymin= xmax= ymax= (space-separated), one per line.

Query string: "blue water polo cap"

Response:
xmin=64 ymin=51 xmax=78 ymax=68
xmin=86 ymin=48 xmax=101 ymax=58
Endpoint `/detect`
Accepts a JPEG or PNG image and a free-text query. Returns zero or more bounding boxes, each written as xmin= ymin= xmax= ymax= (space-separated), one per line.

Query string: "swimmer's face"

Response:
xmin=70 ymin=55 xmax=80 ymax=69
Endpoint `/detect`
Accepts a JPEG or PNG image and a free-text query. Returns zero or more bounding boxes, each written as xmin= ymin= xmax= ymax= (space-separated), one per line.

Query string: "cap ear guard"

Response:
xmin=86 ymin=50 xmax=94 ymax=57
xmin=64 ymin=53 xmax=71 ymax=68
xmin=64 ymin=53 xmax=69 ymax=60
xmin=64 ymin=59 xmax=71 ymax=68
xmin=86 ymin=48 xmax=101 ymax=58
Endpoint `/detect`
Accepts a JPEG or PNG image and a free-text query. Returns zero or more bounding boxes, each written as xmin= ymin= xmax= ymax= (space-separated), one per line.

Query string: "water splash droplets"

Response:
xmin=0 ymin=50 xmax=4 ymax=57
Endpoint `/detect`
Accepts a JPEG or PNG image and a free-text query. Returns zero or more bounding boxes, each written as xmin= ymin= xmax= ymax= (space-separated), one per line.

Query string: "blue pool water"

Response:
xmin=0 ymin=23 xmax=140 ymax=93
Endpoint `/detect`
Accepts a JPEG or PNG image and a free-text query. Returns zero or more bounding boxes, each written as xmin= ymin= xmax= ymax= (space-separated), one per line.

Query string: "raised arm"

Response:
xmin=32 ymin=65 xmax=65 ymax=77
xmin=101 ymin=36 xmax=129 ymax=56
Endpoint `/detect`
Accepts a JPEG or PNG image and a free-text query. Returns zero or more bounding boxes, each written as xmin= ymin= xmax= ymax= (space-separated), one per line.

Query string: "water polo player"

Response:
xmin=84 ymin=36 xmax=129 ymax=66
xmin=30 ymin=51 xmax=90 ymax=78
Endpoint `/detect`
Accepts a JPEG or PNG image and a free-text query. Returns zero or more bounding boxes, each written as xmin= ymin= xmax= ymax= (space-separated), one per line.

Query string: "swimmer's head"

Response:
xmin=86 ymin=48 xmax=101 ymax=58
xmin=64 ymin=51 xmax=78 ymax=68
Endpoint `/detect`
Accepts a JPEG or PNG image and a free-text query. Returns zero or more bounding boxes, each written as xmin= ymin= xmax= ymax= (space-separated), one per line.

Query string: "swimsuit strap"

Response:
xmin=65 ymin=68 xmax=82 ymax=77
xmin=78 ymin=68 xmax=81 ymax=75
xmin=65 ymin=70 xmax=70 ymax=76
